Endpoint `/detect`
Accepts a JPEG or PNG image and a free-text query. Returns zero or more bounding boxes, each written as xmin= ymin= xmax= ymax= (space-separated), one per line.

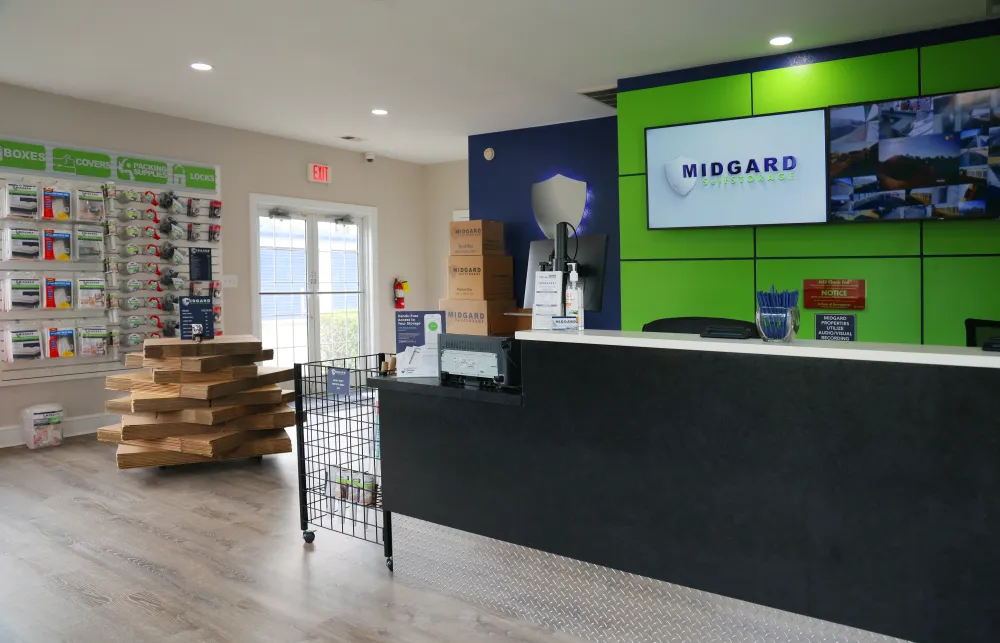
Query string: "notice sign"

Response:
xmin=816 ymin=314 xmax=857 ymax=342
xmin=326 ymin=367 xmax=350 ymax=396
xmin=804 ymin=279 xmax=866 ymax=310
xmin=179 ymin=296 xmax=215 ymax=340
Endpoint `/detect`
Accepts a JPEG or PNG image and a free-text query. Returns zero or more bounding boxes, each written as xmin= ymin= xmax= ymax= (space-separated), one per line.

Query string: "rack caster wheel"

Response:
xmin=303 ymin=531 xmax=315 ymax=544
xmin=386 ymin=556 xmax=393 ymax=571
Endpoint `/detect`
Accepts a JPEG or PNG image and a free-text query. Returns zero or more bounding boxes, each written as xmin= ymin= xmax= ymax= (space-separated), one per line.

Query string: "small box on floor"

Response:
xmin=440 ymin=299 xmax=515 ymax=336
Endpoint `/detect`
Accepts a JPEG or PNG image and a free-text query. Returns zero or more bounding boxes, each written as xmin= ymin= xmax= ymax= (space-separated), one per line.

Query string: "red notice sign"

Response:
xmin=803 ymin=279 xmax=867 ymax=310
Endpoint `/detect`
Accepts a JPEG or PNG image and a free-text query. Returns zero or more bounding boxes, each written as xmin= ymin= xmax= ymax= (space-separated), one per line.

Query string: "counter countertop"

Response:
xmin=370 ymin=376 xmax=522 ymax=406
xmin=515 ymin=329 xmax=1000 ymax=369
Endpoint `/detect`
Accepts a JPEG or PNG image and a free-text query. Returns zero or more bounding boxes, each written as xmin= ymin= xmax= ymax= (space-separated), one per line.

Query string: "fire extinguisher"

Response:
xmin=393 ymin=278 xmax=409 ymax=309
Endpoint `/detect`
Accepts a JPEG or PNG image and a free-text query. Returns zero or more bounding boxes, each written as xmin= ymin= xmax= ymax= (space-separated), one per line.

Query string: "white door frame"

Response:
xmin=249 ymin=193 xmax=378 ymax=359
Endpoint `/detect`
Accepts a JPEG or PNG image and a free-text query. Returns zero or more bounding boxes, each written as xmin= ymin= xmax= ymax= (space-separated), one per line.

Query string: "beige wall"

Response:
xmin=421 ymin=160 xmax=470 ymax=304
xmin=0 ymin=82 xmax=436 ymax=426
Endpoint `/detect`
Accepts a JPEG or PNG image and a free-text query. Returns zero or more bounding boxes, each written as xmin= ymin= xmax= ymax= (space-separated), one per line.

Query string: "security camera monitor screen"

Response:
xmin=828 ymin=87 xmax=1000 ymax=221
xmin=645 ymin=109 xmax=828 ymax=229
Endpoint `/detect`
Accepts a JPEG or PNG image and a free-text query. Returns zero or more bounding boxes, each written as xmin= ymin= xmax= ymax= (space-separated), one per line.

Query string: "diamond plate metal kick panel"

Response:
xmin=392 ymin=515 xmax=911 ymax=643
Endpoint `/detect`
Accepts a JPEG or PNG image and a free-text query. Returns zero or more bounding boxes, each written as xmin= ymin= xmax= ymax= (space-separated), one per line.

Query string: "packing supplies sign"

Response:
xmin=52 ymin=148 xmax=113 ymax=178
xmin=395 ymin=311 xmax=445 ymax=378
xmin=117 ymin=157 xmax=169 ymax=184
xmin=0 ymin=140 xmax=46 ymax=171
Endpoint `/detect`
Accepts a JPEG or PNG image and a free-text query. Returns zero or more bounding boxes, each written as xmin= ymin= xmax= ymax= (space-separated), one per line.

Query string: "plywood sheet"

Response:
xmin=152 ymin=365 xmax=258 ymax=384
xmin=115 ymin=429 xmax=291 ymax=469
xmin=210 ymin=385 xmax=283 ymax=406
xmin=118 ymin=406 xmax=294 ymax=439
xmin=179 ymin=367 xmax=293 ymax=400
xmin=103 ymin=427 xmax=253 ymax=457
xmin=143 ymin=336 xmax=263 ymax=358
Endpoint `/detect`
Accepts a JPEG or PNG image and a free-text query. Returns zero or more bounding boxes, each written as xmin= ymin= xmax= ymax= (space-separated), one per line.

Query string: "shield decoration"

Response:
xmin=531 ymin=174 xmax=588 ymax=239
xmin=664 ymin=156 xmax=699 ymax=196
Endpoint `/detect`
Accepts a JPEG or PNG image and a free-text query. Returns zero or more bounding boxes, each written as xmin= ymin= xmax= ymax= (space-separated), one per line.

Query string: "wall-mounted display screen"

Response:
xmin=646 ymin=110 xmax=829 ymax=229
xmin=828 ymin=87 xmax=1000 ymax=221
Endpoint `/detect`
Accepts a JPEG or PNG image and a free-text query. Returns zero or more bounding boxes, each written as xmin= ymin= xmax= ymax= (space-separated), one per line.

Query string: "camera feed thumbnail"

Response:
xmin=828 ymin=88 xmax=1000 ymax=221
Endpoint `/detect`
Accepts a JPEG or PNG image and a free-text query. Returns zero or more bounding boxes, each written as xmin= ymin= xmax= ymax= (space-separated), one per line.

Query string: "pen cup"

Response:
xmin=756 ymin=306 xmax=800 ymax=343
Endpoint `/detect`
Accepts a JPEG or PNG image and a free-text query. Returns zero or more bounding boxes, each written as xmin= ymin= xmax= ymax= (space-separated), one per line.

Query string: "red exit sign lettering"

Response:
xmin=803 ymin=279 xmax=867 ymax=310
xmin=309 ymin=163 xmax=330 ymax=183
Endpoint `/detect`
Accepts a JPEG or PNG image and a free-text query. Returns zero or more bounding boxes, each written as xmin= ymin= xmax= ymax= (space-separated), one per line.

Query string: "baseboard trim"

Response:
xmin=0 ymin=413 xmax=116 ymax=450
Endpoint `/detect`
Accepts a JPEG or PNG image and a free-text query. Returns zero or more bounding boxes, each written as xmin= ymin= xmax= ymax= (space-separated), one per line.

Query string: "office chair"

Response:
xmin=642 ymin=316 xmax=760 ymax=338
xmin=964 ymin=318 xmax=1000 ymax=348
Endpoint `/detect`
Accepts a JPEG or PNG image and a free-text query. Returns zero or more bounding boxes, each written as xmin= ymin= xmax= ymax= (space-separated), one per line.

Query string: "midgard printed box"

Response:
xmin=439 ymin=299 xmax=515 ymax=336
xmin=449 ymin=220 xmax=505 ymax=256
xmin=447 ymin=255 xmax=513 ymax=300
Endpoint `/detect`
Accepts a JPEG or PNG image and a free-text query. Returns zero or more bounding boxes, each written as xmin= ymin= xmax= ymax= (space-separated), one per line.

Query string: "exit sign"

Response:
xmin=309 ymin=163 xmax=330 ymax=183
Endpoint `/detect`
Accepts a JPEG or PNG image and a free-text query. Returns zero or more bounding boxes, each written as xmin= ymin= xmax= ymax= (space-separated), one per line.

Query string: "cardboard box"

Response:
xmin=440 ymin=299 xmax=516 ymax=336
xmin=447 ymin=255 xmax=513 ymax=300
xmin=450 ymin=220 xmax=505 ymax=256
xmin=512 ymin=308 xmax=533 ymax=331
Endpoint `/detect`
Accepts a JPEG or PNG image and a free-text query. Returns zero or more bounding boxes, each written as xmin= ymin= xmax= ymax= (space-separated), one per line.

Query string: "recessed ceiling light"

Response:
xmin=769 ymin=36 xmax=793 ymax=47
xmin=371 ymin=109 xmax=388 ymax=116
xmin=191 ymin=62 xmax=213 ymax=71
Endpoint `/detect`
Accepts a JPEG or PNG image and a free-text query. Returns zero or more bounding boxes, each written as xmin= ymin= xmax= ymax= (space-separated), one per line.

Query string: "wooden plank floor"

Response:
xmin=0 ymin=437 xmax=585 ymax=643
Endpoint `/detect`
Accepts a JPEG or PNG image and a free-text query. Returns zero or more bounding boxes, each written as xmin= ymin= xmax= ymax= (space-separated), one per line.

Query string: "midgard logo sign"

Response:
xmin=447 ymin=311 xmax=485 ymax=322
xmin=646 ymin=110 xmax=827 ymax=229
xmin=666 ymin=155 xmax=798 ymax=196
xmin=450 ymin=266 xmax=482 ymax=275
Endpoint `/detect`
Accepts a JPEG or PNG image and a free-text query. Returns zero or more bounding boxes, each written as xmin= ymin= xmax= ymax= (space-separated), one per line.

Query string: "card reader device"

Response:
xmin=439 ymin=334 xmax=520 ymax=389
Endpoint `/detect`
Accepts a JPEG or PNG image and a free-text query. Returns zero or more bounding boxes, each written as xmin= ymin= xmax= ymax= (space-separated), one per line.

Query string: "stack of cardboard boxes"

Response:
xmin=439 ymin=220 xmax=515 ymax=336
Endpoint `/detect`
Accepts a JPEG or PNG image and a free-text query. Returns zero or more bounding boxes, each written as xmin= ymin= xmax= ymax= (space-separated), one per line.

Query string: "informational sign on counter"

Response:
xmin=395 ymin=311 xmax=445 ymax=378
xmin=816 ymin=314 xmax=857 ymax=342
xmin=531 ymin=271 xmax=564 ymax=330
xmin=804 ymin=279 xmax=866 ymax=310
xmin=179 ymin=296 xmax=215 ymax=340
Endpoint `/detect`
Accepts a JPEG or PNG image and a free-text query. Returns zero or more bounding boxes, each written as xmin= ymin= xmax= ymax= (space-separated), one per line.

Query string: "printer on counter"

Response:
xmin=438 ymin=334 xmax=520 ymax=390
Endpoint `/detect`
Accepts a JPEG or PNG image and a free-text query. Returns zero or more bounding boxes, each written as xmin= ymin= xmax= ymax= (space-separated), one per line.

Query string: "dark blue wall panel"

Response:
xmin=468 ymin=116 xmax=621 ymax=330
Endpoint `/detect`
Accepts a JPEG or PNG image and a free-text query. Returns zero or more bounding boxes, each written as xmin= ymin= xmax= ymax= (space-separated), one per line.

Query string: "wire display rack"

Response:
xmin=294 ymin=353 xmax=395 ymax=569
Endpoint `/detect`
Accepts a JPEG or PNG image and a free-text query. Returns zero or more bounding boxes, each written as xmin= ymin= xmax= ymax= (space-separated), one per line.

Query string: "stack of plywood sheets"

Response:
xmin=100 ymin=336 xmax=294 ymax=469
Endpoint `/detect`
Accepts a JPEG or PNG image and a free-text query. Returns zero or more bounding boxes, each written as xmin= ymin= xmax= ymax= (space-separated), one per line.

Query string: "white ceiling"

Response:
xmin=0 ymin=0 xmax=992 ymax=163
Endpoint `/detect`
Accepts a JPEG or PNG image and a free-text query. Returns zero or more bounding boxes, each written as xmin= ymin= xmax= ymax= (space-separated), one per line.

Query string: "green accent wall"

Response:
xmin=618 ymin=36 xmax=1000 ymax=346
xmin=752 ymin=50 xmax=918 ymax=114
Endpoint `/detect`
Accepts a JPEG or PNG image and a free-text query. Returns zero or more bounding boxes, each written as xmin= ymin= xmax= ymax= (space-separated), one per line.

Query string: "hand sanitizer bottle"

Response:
xmin=564 ymin=263 xmax=584 ymax=331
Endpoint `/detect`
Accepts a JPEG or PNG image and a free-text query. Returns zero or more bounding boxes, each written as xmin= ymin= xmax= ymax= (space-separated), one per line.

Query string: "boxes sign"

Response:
xmin=440 ymin=299 xmax=515 ymax=336
xmin=450 ymin=220 xmax=505 ymax=256
xmin=448 ymin=255 xmax=513 ymax=300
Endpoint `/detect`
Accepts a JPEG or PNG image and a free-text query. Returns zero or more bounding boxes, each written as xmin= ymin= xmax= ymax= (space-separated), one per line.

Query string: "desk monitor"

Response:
xmin=524 ymin=234 xmax=607 ymax=312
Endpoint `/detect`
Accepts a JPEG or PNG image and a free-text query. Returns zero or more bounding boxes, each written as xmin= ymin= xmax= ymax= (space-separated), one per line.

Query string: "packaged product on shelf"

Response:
xmin=118 ymin=260 xmax=142 ymax=275
xmin=76 ymin=275 xmax=107 ymax=310
xmin=142 ymin=208 xmax=159 ymax=223
xmin=146 ymin=313 xmax=164 ymax=329
xmin=44 ymin=275 xmax=73 ymax=309
xmin=351 ymin=471 xmax=377 ymax=507
xmin=147 ymin=331 xmax=162 ymax=340
xmin=144 ymin=279 xmax=163 ymax=292
xmin=119 ymin=242 xmax=142 ymax=257
xmin=42 ymin=187 xmax=72 ymax=220
xmin=187 ymin=222 xmax=203 ymax=241
xmin=118 ymin=207 xmax=141 ymax=221
xmin=209 ymin=224 xmax=222 ymax=243
xmin=142 ymin=225 xmax=160 ymax=240
xmin=4 ymin=225 xmax=41 ymax=260
xmin=169 ymin=275 xmax=186 ymax=291
xmin=186 ymin=198 xmax=201 ymax=217
xmin=4 ymin=274 xmax=42 ymax=311
xmin=76 ymin=189 xmax=106 ymax=222
xmin=122 ymin=331 xmax=145 ymax=349
xmin=119 ymin=223 xmax=141 ymax=239
xmin=121 ymin=278 xmax=142 ymax=293
xmin=76 ymin=326 xmax=109 ymax=357
xmin=163 ymin=319 xmax=178 ymax=337
xmin=214 ymin=305 xmax=222 ymax=325
xmin=4 ymin=183 xmax=39 ymax=219
xmin=45 ymin=324 xmax=76 ymax=358
xmin=6 ymin=324 xmax=43 ymax=362
xmin=209 ymin=200 xmax=222 ymax=218
xmin=143 ymin=261 xmax=162 ymax=276
xmin=42 ymin=226 xmax=72 ymax=261
xmin=121 ymin=295 xmax=143 ymax=310
xmin=75 ymin=225 xmax=104 ymax=262
xmin=326 ymin=466 xmax=351 ymax=501
xmin=141 ymin=190 xmax=158 ymax=206
xmin=122 ymin=314 xmax=145 ymax=329
xmin=113 ymin=187 xmax=139 ymax=204
xmin=103 ymin=256 xmax=119 ymax=274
